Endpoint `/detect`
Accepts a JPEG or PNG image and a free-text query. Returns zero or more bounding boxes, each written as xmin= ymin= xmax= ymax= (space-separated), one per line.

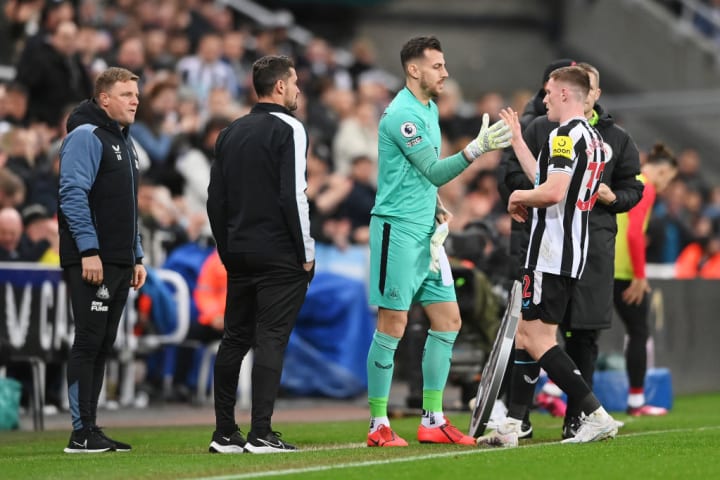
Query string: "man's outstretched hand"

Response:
xmin=464 ymin=113 xmax=512 ymax=160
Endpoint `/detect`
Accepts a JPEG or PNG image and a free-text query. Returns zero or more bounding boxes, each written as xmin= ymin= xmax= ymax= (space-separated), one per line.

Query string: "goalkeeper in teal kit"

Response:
xmin=366 ymin=35 xmax=512 ymax=447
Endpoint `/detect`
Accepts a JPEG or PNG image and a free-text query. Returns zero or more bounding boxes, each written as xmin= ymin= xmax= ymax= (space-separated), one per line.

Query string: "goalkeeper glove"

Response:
xmin=430 ymin=222 xmax=449 ymax=273
xmin=464 ymin=113 xmax=512 ymax=161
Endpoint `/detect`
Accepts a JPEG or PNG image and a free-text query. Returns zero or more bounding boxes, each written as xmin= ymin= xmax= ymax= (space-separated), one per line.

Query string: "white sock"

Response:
xmin=369 ymin=416 xmax=389 ymax=433
xmin=589 ymin=406 xmax=610 ymax=420
xmin=498 ymin=417 xmax=522 ymax=434
xmin=628 ymin=393 xmax=645 ymax=409
xmin=421 ymin=410 xmax=445 ymax=428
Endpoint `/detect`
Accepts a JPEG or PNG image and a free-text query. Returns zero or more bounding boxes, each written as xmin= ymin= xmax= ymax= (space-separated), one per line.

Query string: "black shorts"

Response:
xmin=521 ymin=268 xmax=576 ymax=324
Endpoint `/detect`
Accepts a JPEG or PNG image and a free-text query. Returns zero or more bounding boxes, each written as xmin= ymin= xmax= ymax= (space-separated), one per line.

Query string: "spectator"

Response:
xmin=114 ymin=36 xmax=149 ymax=88
xmin=19 ymin=202 xmax=59 ymax=265
xmin=646 ymin=177 xmax=694 ymax=263
xmin=142 ymin=24 xmax=174 ymax=71
xmin=16 ymin=0 xmax=75 ymax=57
xmin=136 ymin=179 xmax=190 ymax=268
xmin=692 ymin=0 xmax=720 ymax=45
xmin=0 ymin=82 xmax=29 ymax=133
xmin=176 ymin=32 xmax=238 ymax=106
xmin=221 ymin=30 xmax=253 ymax=100
xmin=675 ymin=216 xmax=720 ymax=278
xmin=676 ymin=148 xmax=710 ymax=202
xmin=315 ymin=154 xmax=376 ymax=248
xmin=14 ymin=20 xmax=93 ymax=128
xmin=131 ymin=77 xmax=184 ymax=168
xmin=174 ymin=115 xmax=232 ymax=239
xmin=0 ymin=206 xmax=23 ymax=261
xmin=3 ymin=127 xmax=47 ymax=199
xmin=331 ymin=98 xmax=379 ymax=177
xmin=0 ymin=168 xmax=26 ymax=209
xmin=348 ymin=37 xmax=378 ymax=90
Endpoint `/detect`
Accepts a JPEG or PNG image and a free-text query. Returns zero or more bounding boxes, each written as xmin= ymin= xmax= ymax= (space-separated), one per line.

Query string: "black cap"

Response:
xmin=541 ymin=58 xmax=577 ymax=86
xmin=21 ymin=204 xmax=52 ymax=227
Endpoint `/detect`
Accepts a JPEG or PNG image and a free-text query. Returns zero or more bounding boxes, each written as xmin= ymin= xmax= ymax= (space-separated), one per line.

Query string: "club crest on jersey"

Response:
xmin=96 ymin=284 xmax=110 ymax=300
xmin=400 ymin=122 xmax=417 ymax=138
xmin=551 ymin=136 xmax=573 ymax=159
xmin=112 ymin=145 xmax=122 ymax=161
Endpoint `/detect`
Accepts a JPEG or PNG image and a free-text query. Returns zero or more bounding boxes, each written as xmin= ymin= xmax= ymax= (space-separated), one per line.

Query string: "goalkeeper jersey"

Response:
xmin=371 ymin=87 xmax=442 ymax=231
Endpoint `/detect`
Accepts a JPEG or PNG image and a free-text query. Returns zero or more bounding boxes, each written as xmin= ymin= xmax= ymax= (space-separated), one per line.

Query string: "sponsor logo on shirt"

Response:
xmin=551 ymin=136 xmax=573 ymax=159
xmin=406 ymin=136 xmax=423 ymax=148
xmin=91 ymin=301 xmax=108 ymax=312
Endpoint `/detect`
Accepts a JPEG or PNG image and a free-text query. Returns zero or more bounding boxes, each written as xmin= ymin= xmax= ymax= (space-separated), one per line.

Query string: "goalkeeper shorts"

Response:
xmin=368 ymin=216 xmax=455 ymax=311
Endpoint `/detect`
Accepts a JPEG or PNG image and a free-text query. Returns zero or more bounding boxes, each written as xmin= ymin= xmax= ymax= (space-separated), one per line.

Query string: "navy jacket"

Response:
xmin=58 ymin=99 xmax=144 ymax=267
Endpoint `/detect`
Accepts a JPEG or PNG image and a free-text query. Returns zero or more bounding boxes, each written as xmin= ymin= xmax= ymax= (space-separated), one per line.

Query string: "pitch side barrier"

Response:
xmin=598 ymin=277 xmax=720 ymax=395
xmin=0 ymin=262 xmax=189 ymax=431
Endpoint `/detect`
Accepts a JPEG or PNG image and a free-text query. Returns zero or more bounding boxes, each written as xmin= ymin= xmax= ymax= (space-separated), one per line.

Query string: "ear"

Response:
xmin=407 ymin=63 xmax=420 ymax=80
xmin=275 ymin=78 xmax=285 ymax=95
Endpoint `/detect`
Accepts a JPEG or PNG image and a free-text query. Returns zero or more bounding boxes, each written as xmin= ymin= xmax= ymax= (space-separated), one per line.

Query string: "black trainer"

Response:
xmin=92 ymin=426 xmax=132 ymax=452
xmin=209 ymin=429 xmax=247 ymax=453
xmin=562 ymin=416 xmax=581 ymax=440
xmin=63 ymin=427 xmax=115 ymax=453
xmin=245 ymin=431 xmax=297 ymax=454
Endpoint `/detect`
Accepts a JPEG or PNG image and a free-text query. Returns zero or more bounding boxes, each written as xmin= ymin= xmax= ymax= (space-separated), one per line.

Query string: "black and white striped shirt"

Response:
xmin=525 ymin=117 xmax=606 ymax=278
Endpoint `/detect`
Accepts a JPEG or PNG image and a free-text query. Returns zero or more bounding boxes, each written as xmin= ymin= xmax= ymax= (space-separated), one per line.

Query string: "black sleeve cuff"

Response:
xmin=80 ymin=248 xmax=100 ymax=257
xmin=135 ymin=257 xmax=143 ymax=265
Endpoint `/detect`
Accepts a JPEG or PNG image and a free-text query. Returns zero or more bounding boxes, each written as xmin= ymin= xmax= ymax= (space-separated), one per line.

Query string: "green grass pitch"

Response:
xmin=1 ymin=392 xmax=719 ymax=480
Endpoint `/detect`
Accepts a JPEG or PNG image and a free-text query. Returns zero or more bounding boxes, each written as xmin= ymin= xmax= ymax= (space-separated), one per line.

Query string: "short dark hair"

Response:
xmin=548 ymin=65 xmax=590 ymax=97
xmin=5 ymin=81 xmax=28 ymax=97
xmin=400 ymin=36 xmax=442 ymax=71
xmin=252 ymin=55 xmax=294 ymax=97
xmin=94 ymin=67 xmax=139 ymax=98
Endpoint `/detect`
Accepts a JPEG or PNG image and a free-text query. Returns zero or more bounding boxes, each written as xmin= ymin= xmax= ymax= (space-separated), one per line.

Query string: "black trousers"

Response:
xmin=65 ymin=264 xmax=132 ymax=430
xmin=213 ymin=253 xmax=311 ymax=435
xmin=613 ymin=279 xmax=650 ymax=389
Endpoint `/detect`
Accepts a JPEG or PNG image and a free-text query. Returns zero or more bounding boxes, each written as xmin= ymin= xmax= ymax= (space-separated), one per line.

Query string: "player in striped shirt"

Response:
xmin=480 ymin=66 xmax=618 ymax=446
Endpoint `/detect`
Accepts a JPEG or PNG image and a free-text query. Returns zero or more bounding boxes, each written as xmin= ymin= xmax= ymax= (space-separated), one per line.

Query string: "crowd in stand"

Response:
xmin=2 ymin=0 xmax=720 ymax=409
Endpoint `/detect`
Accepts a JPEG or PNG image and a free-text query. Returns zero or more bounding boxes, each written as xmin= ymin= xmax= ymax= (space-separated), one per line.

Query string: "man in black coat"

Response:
xmin=206 ymin=55 xmax=315 ymax=454
xmin=14 ymin=19 xmax=92 ymax=128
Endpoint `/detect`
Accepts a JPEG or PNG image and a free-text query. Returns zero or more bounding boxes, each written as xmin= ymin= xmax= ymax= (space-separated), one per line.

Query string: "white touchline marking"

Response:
xmin=192 ymin=425 xmax=720 ymax=480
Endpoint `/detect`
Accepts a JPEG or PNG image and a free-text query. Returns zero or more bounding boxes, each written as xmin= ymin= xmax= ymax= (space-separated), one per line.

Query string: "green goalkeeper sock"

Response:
xmin=367 ymin=330 xmax=400 ymax=418
xmin=422 ymin=329 xmax=458 ymax=412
